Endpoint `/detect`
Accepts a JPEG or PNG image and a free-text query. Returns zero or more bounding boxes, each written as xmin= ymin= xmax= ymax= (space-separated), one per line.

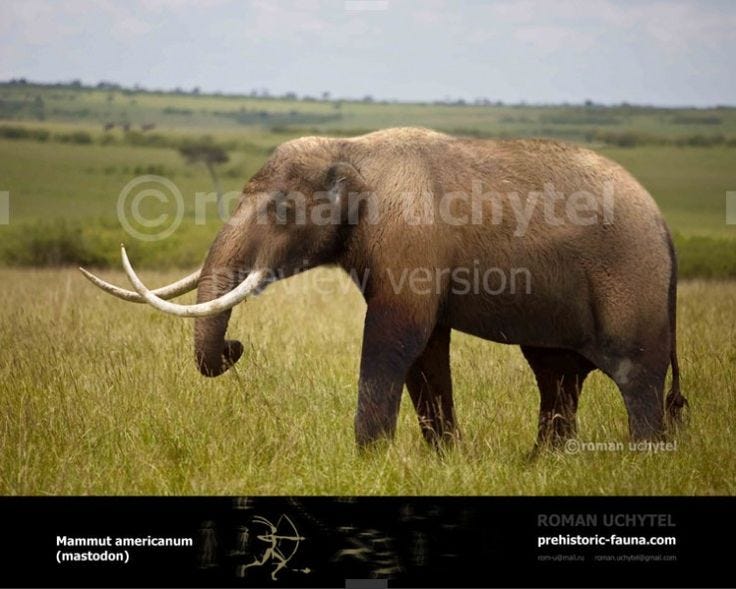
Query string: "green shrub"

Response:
xmin=539 ymin=113 xmax=621 ymax=125
xmin=132 ymin=164 xmax=168 ymax=175
xmin=0 ymin=125 xmax=49 ymax=141
xmin=54 ymin=131 xmax=92 ymax=144
xmin=673 ymin=234 xmax=736 ymax=279
xmin=0 ymin=218 xmax=215 ymax=269
xmin=671 ymin=115 xmax=722 ymax=125
xmin=674 ymin=134 xmax=725 ymax=147
xmin=162 ymin=107 xmax=194 ymax=115
xmin=0 ymin=125 xmax=29 ymax=139
xmin=123 ymin=131 xmax=171 ymax=148
xmin=2 ymin=221 xmax=733 ymax=281
xmin=0 ymin=221 xmax=108 ymax=266
xmin=591 ymin=130 xmax=665 ymax=147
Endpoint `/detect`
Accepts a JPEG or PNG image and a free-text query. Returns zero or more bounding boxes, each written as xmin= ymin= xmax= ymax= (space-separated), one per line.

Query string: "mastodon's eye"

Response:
xmin=269 ymin=190 xmax=300 ymax=225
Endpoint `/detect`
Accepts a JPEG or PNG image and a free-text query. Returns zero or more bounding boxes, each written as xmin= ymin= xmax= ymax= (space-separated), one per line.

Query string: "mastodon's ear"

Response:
xmin=323 ymin=161 xmax=368 ymax=223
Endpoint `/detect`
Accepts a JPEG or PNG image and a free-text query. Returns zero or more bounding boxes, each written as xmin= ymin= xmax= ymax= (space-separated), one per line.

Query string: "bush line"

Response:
xmin=3 ymin=123 xmax=736 ymax=150
xmin=0 ymin=221 xmax=734 ymax=279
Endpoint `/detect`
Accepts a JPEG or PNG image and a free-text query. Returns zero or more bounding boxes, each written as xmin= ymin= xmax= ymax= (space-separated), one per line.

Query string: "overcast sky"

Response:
xmin=0 ymin=0 xmax=734 ymax=106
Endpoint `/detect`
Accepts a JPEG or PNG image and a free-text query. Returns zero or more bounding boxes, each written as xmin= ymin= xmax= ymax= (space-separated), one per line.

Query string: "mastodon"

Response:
xmin=82 ymin=128 xmax=687 ymax=450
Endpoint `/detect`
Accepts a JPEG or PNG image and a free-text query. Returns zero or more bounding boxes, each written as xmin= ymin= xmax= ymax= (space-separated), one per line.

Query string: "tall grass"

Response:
xmin=0 ymin=269 xmax=733 ymax=495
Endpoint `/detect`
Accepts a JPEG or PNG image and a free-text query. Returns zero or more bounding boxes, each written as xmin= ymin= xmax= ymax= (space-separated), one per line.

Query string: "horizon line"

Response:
xmin=2 ymin=77 xmax=734 ymax=111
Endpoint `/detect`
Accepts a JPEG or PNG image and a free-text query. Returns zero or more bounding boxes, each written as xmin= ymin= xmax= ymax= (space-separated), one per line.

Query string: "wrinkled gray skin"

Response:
xmin=192 ymin=128 xmax=687 ymax=450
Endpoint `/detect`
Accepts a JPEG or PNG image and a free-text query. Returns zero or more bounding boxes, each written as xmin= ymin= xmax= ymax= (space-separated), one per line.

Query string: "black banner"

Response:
xmin=0 ymin=497 xmax=732 ymax=588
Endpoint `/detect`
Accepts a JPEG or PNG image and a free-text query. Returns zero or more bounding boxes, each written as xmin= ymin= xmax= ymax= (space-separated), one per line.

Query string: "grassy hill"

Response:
xmin=4 ymin=81 xmax=736 ymax=142
xmin=0 ymin=81 xmax=735 ymax=276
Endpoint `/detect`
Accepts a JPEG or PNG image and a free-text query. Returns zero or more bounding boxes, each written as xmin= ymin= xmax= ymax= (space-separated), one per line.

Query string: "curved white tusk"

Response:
xmin=121 ymin=244 xmax=264 ymax=318
xmin=79 ymin=267 xmax=201 ymax=303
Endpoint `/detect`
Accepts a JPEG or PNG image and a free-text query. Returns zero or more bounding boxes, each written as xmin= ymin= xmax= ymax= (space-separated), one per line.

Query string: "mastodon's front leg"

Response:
xmin=355 ymin=302 xmax=432 ymax=448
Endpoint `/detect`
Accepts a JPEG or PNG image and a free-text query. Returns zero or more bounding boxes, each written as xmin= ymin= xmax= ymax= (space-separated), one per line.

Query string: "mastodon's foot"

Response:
xmin=355 ymin=435 xmax=393 ymax=456
xmin=628 ymin=414 xmax=666 ymax=443
xmin=533 ymin=413 xmax=577 ymax=456
xmin=355 ymin=418 xmax=396 ymax=454
xmin=529 ymin=424 xmax=580 ymax=461
xmin=528 ymin=436 xmax=573 ymax=461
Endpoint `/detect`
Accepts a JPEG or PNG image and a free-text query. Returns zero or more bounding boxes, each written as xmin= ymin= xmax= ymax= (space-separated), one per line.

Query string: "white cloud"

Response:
xmin=632 ymin=1 xmax=736 ymax=52
xmin=480 ymin=0 xmax=736 ymax=54
xmin=513 ymin=24 xmax=596 ymax=53
xmin=0 ymin=0 xmax=82 ymax=44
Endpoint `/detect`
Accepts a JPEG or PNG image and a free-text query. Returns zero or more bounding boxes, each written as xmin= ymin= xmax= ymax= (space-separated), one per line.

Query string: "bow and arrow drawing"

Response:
xmin=240 ymin=514 xmax=307 ymax=581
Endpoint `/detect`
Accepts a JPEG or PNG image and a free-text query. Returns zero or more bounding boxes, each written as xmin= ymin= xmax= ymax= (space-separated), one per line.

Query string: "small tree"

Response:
xmin=179 ymin=142 xmax=230 ymax=219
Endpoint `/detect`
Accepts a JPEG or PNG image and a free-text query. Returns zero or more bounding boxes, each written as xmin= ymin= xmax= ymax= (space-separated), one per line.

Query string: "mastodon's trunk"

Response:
xmin=193 ymin=256 xmax=244 ymax=377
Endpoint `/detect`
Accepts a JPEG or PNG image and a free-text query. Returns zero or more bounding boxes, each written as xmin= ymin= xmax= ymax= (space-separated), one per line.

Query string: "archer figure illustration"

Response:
xmin=239 ymin=514 xmax=305 ymax=581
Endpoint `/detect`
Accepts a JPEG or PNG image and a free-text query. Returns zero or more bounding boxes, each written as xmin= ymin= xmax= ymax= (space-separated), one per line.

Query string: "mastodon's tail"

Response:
xmin=664 ymin=230 xmax=688 ymax=424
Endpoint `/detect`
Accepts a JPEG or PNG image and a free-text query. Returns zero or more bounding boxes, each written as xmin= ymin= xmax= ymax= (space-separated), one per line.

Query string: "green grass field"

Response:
xmin=0 ymin=83 xmax=734 ymax=494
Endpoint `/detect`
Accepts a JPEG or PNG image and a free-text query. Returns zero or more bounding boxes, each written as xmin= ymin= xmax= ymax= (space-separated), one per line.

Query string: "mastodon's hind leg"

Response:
xmin=521 ymin=346 xmax=595 ymax=449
